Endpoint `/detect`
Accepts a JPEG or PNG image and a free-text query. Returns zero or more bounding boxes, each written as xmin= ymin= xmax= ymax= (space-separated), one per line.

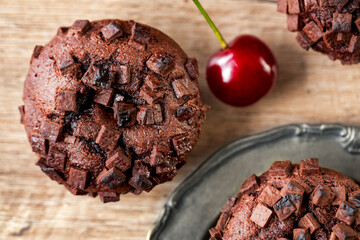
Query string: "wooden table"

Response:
xmin=2 ymin=0 xmax=360 ymax=239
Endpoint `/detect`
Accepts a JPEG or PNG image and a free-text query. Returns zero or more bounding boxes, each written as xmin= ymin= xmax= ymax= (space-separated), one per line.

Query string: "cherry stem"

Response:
xmin=193 ymin=0 xmax=228 ymax=50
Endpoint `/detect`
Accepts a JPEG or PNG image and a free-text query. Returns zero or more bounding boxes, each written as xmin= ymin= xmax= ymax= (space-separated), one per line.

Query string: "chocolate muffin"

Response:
xmin=20 ymin=19 xmax=207 ymax=203
xmin=277 ymin=0 xmax=360 ymax=64
xmin=209 ymin=159 xmax=360 ymax=239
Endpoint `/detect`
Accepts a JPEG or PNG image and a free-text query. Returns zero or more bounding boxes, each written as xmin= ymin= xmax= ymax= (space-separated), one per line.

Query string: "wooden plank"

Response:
xmin=1 ymin=0 xmax=360 ymax=239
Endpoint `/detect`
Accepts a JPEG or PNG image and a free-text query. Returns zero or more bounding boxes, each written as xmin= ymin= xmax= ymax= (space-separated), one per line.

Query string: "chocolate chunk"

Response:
xmin=250 ymin=203 xmax=273 ymax=228
xmin=41 ymin=120 xmax=63 ymax=143
xmin=172 ymin=78 xmax=196 ymax=99
xmin=209 ymin=228 xmax=222 ymax=239
xmin=68 ymin=167 xmax=88 ymax=190
xmin=130 ymin=20 xmax=150 ymax=45
xmin=287 ymin=193 xmax=304 ymax=215
xmin=332 ymin=186 xmax=347 ymax=205
xmin=99 ymin=192 xmax=120 ymax=203
xmin=155 ymin=163 xmax=177 ymax=177
xmin=355 ymin=18 xmax=360 ymax=32
xmin=101 ymin=21 xmax=123 ymax=41
xmin=298 ymin=213 xmax=320 ymax=234
xmin=73 ymin=117 xmax=100 ymax=140
xmin=106 ymin=150 xmax=131 ymax=172
xmin=146 ymin=52 xmax=174 ymax=77
xmin=296 ymin=31 xmax=312 ymax=50
xmin=113 ymin=102 xmax=137 ymax=127
xmin=70 ymin=19 xmax=91 ymax=34
xmin=144 ymin=73 xmax=162 ymax=90
xmin=277 ymin=0 xmax=288 ymax=13
xmin=293 ymin=228 xmax=311 ymax=240
xmin=311 ymin=184 xmax=335 ymax=207
xmin=32 ymin=45 xmax=43 ymax=59
xmin=273 ymin=195 xmax=296 ymax=221
xmin=149 ymin=145 xmax=171 ymax=166
xmin=300 ymin=158 xmax=321 ymax=176
xmin=137 ymin=105 xmax=163 ymax=125
xmin=336 ymin=201 xmax=357 ymax=225
xmin=97 ymin=167 xmax=126 ymax=189
xmin=56 ymin=89 xmax=77 ymax=111
xmin=133 ymin=160 xmax=151 ymax=178
xmin=111 ymin=64 xmax=130 ymax=85
xmin=57 ymin=27 xmax=69 ymax=35
xmin=153 ymin=104 xmax=163 ymax=123
xmin=222 ymin=197 xmax=237 ymax=213
xmin=332 ymin=13 xmax=352 ymax=33
xmin=356 ymin=211 xmax=360 ymax=226
xmin=185 ymin=58 xmax=199 ymax=80
xmin=349 ymin=190 xmax=360 ymax=207
xmin=330 ymin=232 xmax=338 ymax=240
xmin=177 ymin=103 xmax=197 ymax=121
xmin=298 ymin=180 xmax=313 ymax=194
xmin=258 ymin=185 xmax=282 ymax=207
xmin=332 ymin=223 xmax=358 ymax=240
xmin=269 ymin=160 xmax=293 ymax=178
xmin=128 ymin=175 xmax=153 ymax=192
xmin=36 ymin=157 xmax=48 ymax=168
xmin=64 ymin=184 xmax=86 ymax=195
xmin=30 ymin=135 xmax=49 ymax=155
xmin=323 ymin=30 xmax=340 ymax=50
xmin=172 ymin=134 xmax=192 ymax=156
xmin=18 ymin=105 xmax=25 ymax=124
xmin=47 ymin=146 xmax=66 ymax=171
xmin=59 ymin=53 xmax=76 ymax=72
xmin=337 ymin=33 xmax=349 ymax=43
xmin=93 ymin=88 xmax=115 ymax=107
xmin=328 ymin=0 xmax=349 ymax=10
xmin=303 ymin=21 xmax=323 ymax=43
xmin=348 ymin=35 xmax=360 ymax=53
xmin=81 ymin=65 xmax=112 ymax=89
xmin=281 ymin=180 xmax=306 ymax=196
xmin=216 ymin=212 xmax=230 ymax=231
xmin=287 ymin=14 xmax=300 ymax=32
xmin=288 ymin=0 xmax=301 ymax=14
xmin=41 ymin=167 xmax=64 ymax=182
xmin=240 ymin=174 xmax=260 ymax=195
xmin=139 ymin=85 xmax=165 ymax=105
xmin=95 ymin=125 xmax=121 ymax=151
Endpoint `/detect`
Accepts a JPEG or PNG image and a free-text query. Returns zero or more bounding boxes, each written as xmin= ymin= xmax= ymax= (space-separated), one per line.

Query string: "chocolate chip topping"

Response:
xmin=210 ymin=159 xmax=360 ymax=240
xmin=269 ymin=160 xmax=293 ymax=178
xmin=22 ymin=19 xmax=206 ymax=203
xmin=31 ymin=45 xmax=43 ymax=60
xmin=277 ymin=0 xmax=360 ymax=64
xmin=101 ymin=21 xmax=123 ymax=41
xmin=70 ymin=19 xmax=91 ymax=34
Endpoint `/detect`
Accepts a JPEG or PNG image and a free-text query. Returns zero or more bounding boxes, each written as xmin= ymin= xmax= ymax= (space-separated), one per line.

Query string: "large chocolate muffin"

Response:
xmin=209 ymin=159 xmax=360 ymax=239
xmin=20 ymin=19 xmax=207 ymax=203
xmin=277 ymin=0 xmax=360 ymax=64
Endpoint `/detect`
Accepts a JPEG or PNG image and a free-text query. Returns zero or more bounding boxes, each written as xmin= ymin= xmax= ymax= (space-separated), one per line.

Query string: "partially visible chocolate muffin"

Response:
xmin=277 ymin=0 xmax=360 ymax=64
xmin=20 ymin=19 xmax=207 ymax=203
xmin=209 ymin=159 xmax=360 ymax=239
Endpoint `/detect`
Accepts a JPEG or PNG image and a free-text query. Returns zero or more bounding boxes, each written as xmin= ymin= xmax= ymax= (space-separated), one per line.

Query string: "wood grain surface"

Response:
xmin=1 ymin=0 xmax=360 ymax=239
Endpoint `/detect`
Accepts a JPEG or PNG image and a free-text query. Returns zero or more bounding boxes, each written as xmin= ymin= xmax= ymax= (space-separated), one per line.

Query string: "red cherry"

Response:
xmin=193 ymin=0 xmax=278 ymax=107
xmin=206 ymin=35 xmax=277 ymax=107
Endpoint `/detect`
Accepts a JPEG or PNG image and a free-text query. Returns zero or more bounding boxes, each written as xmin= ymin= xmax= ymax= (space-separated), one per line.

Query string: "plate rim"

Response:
xmin=146 ymin=123 xmax=360 ymax=240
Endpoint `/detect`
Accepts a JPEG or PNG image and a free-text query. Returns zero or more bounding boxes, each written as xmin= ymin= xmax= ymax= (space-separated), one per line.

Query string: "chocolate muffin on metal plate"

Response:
xmin=209 ymin=158 xmax=360 ymax=239
xmin=278 ymin=0 xmax=360 ymax=64
xmin=20 ymin=19 xmax=207 ymax=203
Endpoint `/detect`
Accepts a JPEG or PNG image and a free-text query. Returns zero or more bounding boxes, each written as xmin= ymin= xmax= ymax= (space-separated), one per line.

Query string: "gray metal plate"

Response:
xmin=147 ymin=124 xmax=360 ymax=240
